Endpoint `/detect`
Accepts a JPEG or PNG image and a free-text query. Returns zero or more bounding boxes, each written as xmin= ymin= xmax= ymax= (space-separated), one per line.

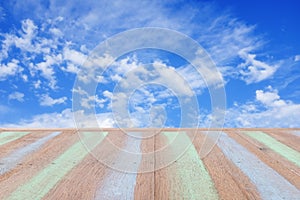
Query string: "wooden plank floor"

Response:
xmin=0 ymin=128 xmax=299 ymax=199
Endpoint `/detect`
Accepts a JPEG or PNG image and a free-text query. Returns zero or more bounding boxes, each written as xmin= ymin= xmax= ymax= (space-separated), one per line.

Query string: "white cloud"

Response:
xmin=177 ymin=63 xmax=221 ymax=94
xmin=94 ymin=57 xmax=206 ymax=127
xmin=198 ymin=15 xmax=260 ymax=66
xmin=80 ymin=95 xmax=107 ymax=109
xmin=0 ymin=59 xmax=22 ymax=81
xmin=238 ymin=49 xmax=278 ymax=84
xmin=63 ymin=63 xmax=79 ymax=74
xmin=256 ymin=89 xmax=279 ymax=105
xmin=72 ymin=87 xmax=88 ymax=96
xmin=6 ymin=1 xmax=263 ymax=67
xmin=2 ymin=0 xmax=297 ymax=128
xmin=77 ymin=53 xmax=115 ymax=84
xmin=113 ymin=56 xmax=139 ymax=75
xmin=116 ymin=60 xmax=193 ymax=97
xmin=63 ymin=47 xmax=87 ymax=66
xmin=22 ymin=74 xmax=28 ymax=82
xmin=225 ymin=87 xmax=300 ymax=127
xmin=13 ymin=19 xmax=38 ymax=53
xmin=21 ymin=18 xmax=37 ymax=37
xmin=1 ymin=109 xmax=115 ymax=128
xmin=33 ymin=80 xmax=42 ymax=89
xmin=152 ymin=61 xmax=194 ymax=96
xmin=35 ymin=54 xmax=62 ymax=88
xmin=177 ymin=65 xmax=203 ymax=87
xmin=6 ymin=19 xmax=54 ymax=55
xmin=103 ymin=90 xmax=113 ymax=99
xmin=128 ymin=105 xmax=167 ymax=128
xmin=8 ymin=92 xmax=25 ymax=102
xmin=73 ymin=87 xmax=109 ymax=110
xmin=1 ymin=1 xmax=271 ymax=89
xmin=0 ymin=18 xmax=68 ymax=90
xmin=49 ymin=27 xmax=63 ymax=37
xmin=1 ymin=109 xmax=75 ymax=128
xmin=255 ymin=86 xmax=286 ymax=107
xmin=0 ymin=34 xmax=14 ymax=60
xmin=39 ymin=94 xmax=67 ymax=106
xmin=294 ymin=55 xmax=300 ymax=62
xmin=226 ymin=103 xmax=300 ymax=128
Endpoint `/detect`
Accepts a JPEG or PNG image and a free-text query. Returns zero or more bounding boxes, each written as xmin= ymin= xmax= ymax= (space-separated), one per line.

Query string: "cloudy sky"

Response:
xmin=0 ymin=0 xmax=299 ymax=128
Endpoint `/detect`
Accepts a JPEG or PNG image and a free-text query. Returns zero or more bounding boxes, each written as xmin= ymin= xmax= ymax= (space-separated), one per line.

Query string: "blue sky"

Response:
xmin=0 ymin=0 xmax=299 ymax=128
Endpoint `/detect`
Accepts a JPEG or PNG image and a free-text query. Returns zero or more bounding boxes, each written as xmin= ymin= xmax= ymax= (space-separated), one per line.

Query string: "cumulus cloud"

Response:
xmin=63 ymin=47 xmax=87 ymax=66
xmin=0 ymin=18 xmax=66 ymax=89
xmin=225 ymin=86 xmax=300 ymax=127
xmin=14 ymin=19 xmax=38 ymax=51
xmin=103 ymin=90 xmax=113 ymax=99
xmin=80 ymin=95 xmax=107 ymax=109
xmin=76 ymin=53 xmax=115 ymax=84
xmin=1 ymin=19 xmax=52 ymax=56
xmin=1 ymin=109 xmax=115 ymax=128
xmin=5 ymin=1 xmax=263 ymax=64
xmin=33 ymin=80 xmax=42 ymax=89
xmin=1 ymin=0 xmax=297 ymax=128
xmin=116 ymin=60 xmax=193 ymax=97
xmin=105 ymin=59 xmax=199 ymax=127
xmin=0 ymin=108 xmax=73 ymax=128
xmin=0 ymin=59 xmax=22 ymax=81
xmin=8 ymin=92 xmax=25 ymax=102
xmin=255 ymin=86 xmax=286 ymax=107
xmin=39 ymin=94 xmax=67 ymax=106
xmin=1 ymin=1 xmax=271 ymax=89
xmin=34 ymin=54 xmax=62 ymax=88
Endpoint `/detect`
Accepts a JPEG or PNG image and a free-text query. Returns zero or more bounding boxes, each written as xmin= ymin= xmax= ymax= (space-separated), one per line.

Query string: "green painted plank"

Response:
xmin=0 ymin=132 xmax=30 ymax=146
xmin=163 ymin=132 xmax=219 ymax=200
xmin=218 ymin=131 xmax=300 ymax=199
xmin=7 ymin=132 xmax=108 ymax=200
xmin=243 ymin=131 xmax=300 ymax=167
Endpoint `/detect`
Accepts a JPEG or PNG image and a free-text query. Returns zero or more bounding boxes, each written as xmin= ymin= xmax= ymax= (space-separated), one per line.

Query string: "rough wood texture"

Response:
xmin=0 ymin=128 xmax=299 ymax=199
